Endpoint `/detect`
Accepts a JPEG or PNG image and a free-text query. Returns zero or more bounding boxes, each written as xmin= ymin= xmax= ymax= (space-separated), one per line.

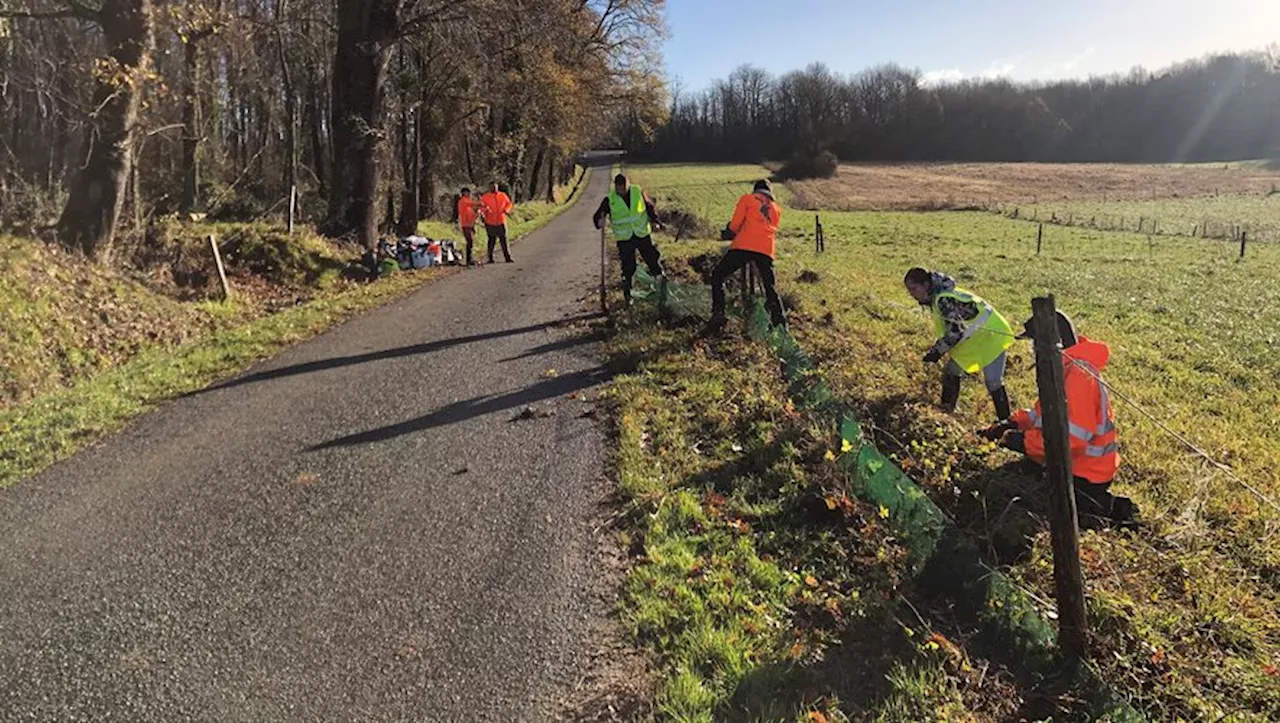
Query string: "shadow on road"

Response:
xmin=194 ymin=312 xmax=603 ymax=395
xmin=308 ymin=365 xmax=612 ymax=450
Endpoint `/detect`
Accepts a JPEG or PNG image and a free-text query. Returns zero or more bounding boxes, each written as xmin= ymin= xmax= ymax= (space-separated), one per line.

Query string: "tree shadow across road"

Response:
xmin=308 ymin=365 xmax=612 ymax=450
xmin=195 ymin=312 xmax=603 ymax=395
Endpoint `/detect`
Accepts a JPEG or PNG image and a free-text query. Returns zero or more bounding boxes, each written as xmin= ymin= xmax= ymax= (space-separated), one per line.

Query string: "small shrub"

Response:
xmin=775 ymin=150 xmax=838 ymax=181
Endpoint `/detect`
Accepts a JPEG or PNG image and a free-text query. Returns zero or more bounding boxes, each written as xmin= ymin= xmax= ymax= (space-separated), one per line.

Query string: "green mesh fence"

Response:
xmin=630 ymin=269 xmax=1144 ymax=722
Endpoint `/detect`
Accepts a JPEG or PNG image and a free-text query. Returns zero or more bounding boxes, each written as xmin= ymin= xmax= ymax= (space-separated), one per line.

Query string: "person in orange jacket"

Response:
xmin=456 ymin=186 xmax=480 ymax=266
xmin=702 ymin=179 xmax=785 ymax=334
xmin=479 ymin=181 xmax=514 ymax=263
xmin=980 ymin=310 xmax=1139 ymax=528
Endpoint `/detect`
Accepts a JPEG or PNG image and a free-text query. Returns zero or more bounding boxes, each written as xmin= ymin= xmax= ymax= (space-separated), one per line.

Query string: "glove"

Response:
xmin=719 ymin=226 xmax=736 ymax=241
xmin=978 ymin=421 xmax=1015 ymax=441
xmin=653 ymin=221 xmax=665 ymax=232
xmin=922 ymin=348 xmax=944 ymax=364
xmin=999 ymin=431 xmax=1026 ymax=453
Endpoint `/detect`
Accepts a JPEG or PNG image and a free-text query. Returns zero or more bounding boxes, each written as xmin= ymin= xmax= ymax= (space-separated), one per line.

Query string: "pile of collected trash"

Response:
xmin=366 ymin=236 xmax=465 ymax=277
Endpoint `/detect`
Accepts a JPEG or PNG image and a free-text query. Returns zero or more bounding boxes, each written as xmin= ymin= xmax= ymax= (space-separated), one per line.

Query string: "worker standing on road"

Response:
xmin=904 ymin=267 xmax=1014 ymax=421
xmin=979 ymin=311 xmax=1138 ymax=528
xmin=592 ymin=173 xmax=664 ymax=306
xmin=702 ymin=179 xmax=786 ymax=334
xmin=456 ymin=186 xmax=479 ymax=266
xmin=480 ymin=181 xmax=514 ymax=264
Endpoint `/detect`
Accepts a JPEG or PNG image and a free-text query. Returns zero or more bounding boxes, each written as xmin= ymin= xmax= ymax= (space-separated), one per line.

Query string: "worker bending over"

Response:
xmin=480 ymin=182 xmax=514 ymax=264
xmin=980 ymin=311 xmax=1139 ymax=528
xmin=593 ymin=173 xmax=664 ymax=306
xmin=704 ymin=179 xmax=786 ymax=334
xmin=904 ymin=268 xmax=1014 ymax=421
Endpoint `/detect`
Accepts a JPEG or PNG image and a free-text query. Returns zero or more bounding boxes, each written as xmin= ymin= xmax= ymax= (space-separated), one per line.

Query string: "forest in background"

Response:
xmin=622 ymin=50 xmax=1280 ymax=166
xmin=0 ymin=0 xmax=668 ymax=258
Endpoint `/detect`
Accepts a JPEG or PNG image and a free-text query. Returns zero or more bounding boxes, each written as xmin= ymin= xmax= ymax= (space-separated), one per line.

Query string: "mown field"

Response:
xmin=787 ymin=161 xmax=1280 ymax=210
xmin=624 ymin=162 xmax=1280 ymax=721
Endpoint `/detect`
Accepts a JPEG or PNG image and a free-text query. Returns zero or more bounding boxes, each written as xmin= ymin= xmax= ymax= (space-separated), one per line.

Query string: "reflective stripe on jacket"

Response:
xmin=929 ymin=289 xmax=1015 ymax=373
xmin=1011 ymin=337 xmax=1120 ymax=483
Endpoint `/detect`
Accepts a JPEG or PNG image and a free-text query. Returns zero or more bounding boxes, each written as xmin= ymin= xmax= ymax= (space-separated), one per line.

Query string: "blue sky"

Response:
xmin=661 ymin=0 xmax=1280 ymax=91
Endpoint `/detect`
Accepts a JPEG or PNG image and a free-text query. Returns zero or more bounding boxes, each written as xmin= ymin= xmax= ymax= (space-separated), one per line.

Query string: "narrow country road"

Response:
xmin=0 ymin=167 xmax=619 ymax=721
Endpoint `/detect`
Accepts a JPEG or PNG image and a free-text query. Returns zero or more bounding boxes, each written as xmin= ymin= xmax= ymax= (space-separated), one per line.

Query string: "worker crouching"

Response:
xmin=980 ymin=310 xmax=1140 ymax=529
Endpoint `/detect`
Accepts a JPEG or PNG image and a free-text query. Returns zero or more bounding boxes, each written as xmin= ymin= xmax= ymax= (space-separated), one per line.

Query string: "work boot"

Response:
xmin=990 ymin=386 xmax=1012 ymax=422
xmin=939 ymin=374 xmax=961 ymax=413
xmin=699 ymin=315 xmax=727 ymax=337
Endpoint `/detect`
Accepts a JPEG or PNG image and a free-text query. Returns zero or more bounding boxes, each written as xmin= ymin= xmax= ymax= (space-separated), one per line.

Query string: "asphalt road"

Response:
xmin=0 ymin=167 xmax=618 ymax=721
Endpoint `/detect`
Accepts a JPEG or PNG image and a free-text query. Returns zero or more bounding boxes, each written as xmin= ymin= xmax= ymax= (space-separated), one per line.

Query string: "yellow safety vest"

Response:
xmin=607 ymin=186 xmax=652 ymax=241
xmin=931 ymin=289 xmax=1015 ymax=373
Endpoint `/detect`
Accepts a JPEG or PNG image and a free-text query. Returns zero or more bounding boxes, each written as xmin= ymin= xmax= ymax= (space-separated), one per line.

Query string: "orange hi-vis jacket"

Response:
xmin=480 ymin=190 xmax=513 ymax=226
xmin=457 ymin=195 xmax=478 ymax=228
xmin=728 ymin=191 xmax=783 ymax=258
xmin=1010 ymin=336 xmax=1120 ymax=484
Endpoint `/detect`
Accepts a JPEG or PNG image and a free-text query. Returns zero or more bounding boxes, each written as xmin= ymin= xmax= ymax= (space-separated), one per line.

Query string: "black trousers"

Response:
xmin=710 ymin=249 xmax=785 ymax=326
xmin=618 ymin=234 xmax=663 ymax=296
xmin=462 ymin=226 xmax=475 ymax=265
xmin=1073 ymin=477 xmax=1137 ymax=526
xmin=485 ymin=223 xmax=511 ymax=262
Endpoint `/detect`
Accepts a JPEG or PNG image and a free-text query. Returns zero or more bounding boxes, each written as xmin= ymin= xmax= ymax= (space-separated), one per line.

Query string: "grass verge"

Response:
xmin=608 ymin=304 xmax=1049 ymax=721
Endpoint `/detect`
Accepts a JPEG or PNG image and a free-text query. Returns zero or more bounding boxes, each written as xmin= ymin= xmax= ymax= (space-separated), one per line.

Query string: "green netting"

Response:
xmin=630 ymin=276 xmax=1143 ymax=721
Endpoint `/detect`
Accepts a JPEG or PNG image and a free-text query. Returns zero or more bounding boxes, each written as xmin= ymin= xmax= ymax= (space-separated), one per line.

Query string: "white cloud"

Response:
xmin=921 ymin=68 xmax=964 ymax=86
xmin=921 ymin=60 xmax=1016 ymax=86
xmin=980 ymin=61 xmax=1017 ymax=79
xmin=1037 ymin=47 xmax=1097 ymax=78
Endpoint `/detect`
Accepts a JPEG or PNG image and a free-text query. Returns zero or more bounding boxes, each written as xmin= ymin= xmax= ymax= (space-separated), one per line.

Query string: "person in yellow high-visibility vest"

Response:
xmin=904 ymin=267 xmax=1015 ymax=421
xmin=592 ymin=173 xmax=664 ymax=306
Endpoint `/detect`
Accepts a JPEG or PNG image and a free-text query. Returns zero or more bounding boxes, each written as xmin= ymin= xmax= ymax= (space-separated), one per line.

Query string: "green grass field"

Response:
xmin=625 ymin=162 xmax=1280 ymax=721
xmin=1014 ymin=194 xmax=1280 ymax=244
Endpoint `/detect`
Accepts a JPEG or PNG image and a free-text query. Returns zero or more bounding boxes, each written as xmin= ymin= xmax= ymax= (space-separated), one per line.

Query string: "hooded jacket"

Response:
xmin=1010 ymin=336 xmax=1120 ymax=484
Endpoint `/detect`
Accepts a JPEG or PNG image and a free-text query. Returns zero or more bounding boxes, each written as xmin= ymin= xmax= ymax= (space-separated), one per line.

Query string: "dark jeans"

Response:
xmin=618 ymin=234 xmax=663 ymax=297
xmin=462 ymin=226 xmax=475 ymax=265
xmin=486 ymin=223 xmax=511 ymax=262
xmin=710 ymin=249 xmax=785 ymax=326
xmin=1073 ymin=477 xmax=1137 ymax=526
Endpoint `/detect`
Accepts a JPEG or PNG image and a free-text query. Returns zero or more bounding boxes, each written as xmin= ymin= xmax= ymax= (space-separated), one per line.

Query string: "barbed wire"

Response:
xmin=953 ymin=317 xmax=1280 ymax=516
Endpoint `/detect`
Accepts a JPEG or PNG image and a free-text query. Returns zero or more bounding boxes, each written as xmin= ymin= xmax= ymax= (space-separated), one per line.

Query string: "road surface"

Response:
xmin=0 ymin=167 xmax=618 ymax=721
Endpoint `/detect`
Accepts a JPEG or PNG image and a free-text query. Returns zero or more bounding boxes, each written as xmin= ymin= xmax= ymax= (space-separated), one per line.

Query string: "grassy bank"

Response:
xmin=607 ymin=304 xmax=1066 ymax=721
xmin=626 ymin=162 xmax=1280 ymax=721
xmin=0 ymin=168 xmax=588 ymax=488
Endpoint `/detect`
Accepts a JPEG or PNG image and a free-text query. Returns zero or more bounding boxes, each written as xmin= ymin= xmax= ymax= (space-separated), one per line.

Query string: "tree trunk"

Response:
xmin=397 ymin=105 xmax=420 ymax=236
xmin=277 ymin=0 xmax=297 ymax=198
xmin=179 ymin=36 xmax=201 ymax=214
xmin=56 ymin=0 xmax=155 ymax=260
xmin=546 ymin=148 xmax=555 ymax=203
xmin=527 ymin=141 xmax=545 ymax=202
xmin=305 ymin=66 xmax=327 ymax=197
xmin=327 ymin=0 xmax=398 ymax=250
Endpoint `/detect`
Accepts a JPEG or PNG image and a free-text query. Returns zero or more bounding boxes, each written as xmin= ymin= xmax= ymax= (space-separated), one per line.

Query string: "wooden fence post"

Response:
xmin=1241 ymin=231 xmax=1247 ymax=259
xmin=209 ymin=234 xmax=231 ymax=301
xmin=1036 ymin=223 xmax=1043 ymax=256
xmin=1031 ymin=295 xmax=1088 ymax=661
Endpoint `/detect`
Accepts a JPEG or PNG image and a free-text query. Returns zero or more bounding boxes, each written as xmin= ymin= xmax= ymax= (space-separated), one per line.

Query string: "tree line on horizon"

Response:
xmin=618 ymin=49 xmax=1280 ymax=167
xmin=0 ymin=0 xmax=667 ymax=259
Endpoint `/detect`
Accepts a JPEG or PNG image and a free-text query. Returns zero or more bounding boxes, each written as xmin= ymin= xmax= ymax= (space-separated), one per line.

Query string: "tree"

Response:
xmin=54 ymin=0 xmax=156 ymax=259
